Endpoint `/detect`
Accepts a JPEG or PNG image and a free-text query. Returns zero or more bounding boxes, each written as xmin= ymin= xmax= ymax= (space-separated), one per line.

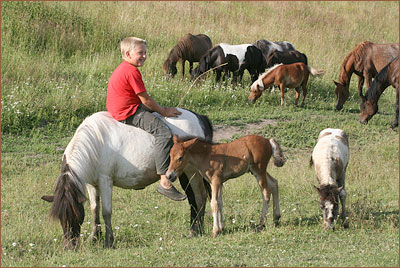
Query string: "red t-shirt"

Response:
xmin=106 ymin=61 xmax=147 ymax=121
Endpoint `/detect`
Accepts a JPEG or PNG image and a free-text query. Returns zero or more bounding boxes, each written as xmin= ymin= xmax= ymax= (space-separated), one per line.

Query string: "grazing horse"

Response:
xmin=162 ymin=33 xmax=212 ymax=78
xmin=253 ymin=39 xmax=296 ymax=62
xmin=248 ymin=62 xmax=324 ymax=106
xmin=310 ymin=128 xmax=350 ymax=230
xmin=266 ymin=50 xmax=308 ymax=69
xmin=333 ymin=41 xmax=398 ymax=110
xmin=360 ymin=56 xmax=399 ymax=129
xmin=166 ymin=134 xmax=286 ymax=238
xmin=41 ymin=109 xmax=213 ymax=249
xmin=191 ymin=43 xmax=265 ymax=84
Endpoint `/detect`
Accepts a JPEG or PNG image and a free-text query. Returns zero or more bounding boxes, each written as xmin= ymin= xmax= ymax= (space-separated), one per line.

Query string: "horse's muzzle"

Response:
xmin=165 ymin=170 xmax=177 ymax=182
xmin=335 ymin=103 xmax=343 ymax=111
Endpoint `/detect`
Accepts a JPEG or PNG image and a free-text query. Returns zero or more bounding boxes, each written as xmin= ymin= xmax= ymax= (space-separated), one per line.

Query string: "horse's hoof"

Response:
xmin=343 ymin=222 xmax=349 ymax=229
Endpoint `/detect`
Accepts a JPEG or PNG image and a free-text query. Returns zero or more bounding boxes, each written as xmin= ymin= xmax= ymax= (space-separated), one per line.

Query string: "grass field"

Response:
xmin=1 ymin=1 xmax=399 ymax=267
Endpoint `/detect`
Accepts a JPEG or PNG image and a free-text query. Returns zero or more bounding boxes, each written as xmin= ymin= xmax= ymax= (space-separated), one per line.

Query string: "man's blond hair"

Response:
xmin=120 ymin=37 xmax=146 ymax=60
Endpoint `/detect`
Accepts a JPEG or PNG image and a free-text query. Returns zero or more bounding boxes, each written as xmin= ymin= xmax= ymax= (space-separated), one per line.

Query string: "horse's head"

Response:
xmin=333 ymin=80 xmax=350 ymax=110
xmin=248 ymin=79 xmax=264 ymax=104
xmin=359 ymin=96 xmax=378 ymax=125
xmin=314 ymin=185 xmax=342 ymax=230
xmin=42 ymin=159 xmax=86 ymax=250
xmin=162 ymin=59 xmax=177 ymax=78
xmin=166 ymin=135 xmax=199 ymax=182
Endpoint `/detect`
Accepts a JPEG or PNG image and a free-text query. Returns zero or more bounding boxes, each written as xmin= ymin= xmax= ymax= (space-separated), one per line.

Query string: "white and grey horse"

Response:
xmin=41 ymin=109 xmax=212 ymax=249
xmin=310 ymin=128 xmax=350 ymax=230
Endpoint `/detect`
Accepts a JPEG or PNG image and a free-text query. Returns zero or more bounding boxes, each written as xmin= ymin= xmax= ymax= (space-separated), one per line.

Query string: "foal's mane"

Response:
xmin=319 ymin=185 xmax=339 ymax=204
xmin=256 ymin=63 xmax=283 ymax=82
xmin=170 ymin=34 xmax=194 ymax=61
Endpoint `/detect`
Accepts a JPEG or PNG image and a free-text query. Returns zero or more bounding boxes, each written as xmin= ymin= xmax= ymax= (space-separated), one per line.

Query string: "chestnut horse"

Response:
xmin=333 ymin=41 xmax=398 ymax=110
xmin=166 ymin=134 xmax=286 ymax=238
xmin=360 ymin=56 xmax=399 ymax=129
xmin=248 ymin=62 xmax=324 ymax=106
xmin=310 ymin=128 xmax=350 ymax=230
xmin=163 ymin=33 xmax=212 ymax=78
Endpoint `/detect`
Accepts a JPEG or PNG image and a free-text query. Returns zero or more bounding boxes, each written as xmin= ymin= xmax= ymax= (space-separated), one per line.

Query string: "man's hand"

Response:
xmin=162 ymin=107 xmax=182 ymax=118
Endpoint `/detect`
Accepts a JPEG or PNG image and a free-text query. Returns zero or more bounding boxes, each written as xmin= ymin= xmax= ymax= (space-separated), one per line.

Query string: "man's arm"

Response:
xmin=137 ymin=92 xmax=181 ymax=117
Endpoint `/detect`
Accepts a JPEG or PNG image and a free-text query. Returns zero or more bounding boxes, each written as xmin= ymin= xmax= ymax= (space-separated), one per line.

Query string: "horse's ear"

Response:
xmin=41 ymin=195 xmax=54 ymax=202
xmin=336 ymin=186 xmax=344 ymax=194
xmin=173 ymin=134 xmax=180 ymax=144
xmin=184 ymin=138 xmax=199 ymax=150
xmin=333 ymin=80 xmax=339 ymax=86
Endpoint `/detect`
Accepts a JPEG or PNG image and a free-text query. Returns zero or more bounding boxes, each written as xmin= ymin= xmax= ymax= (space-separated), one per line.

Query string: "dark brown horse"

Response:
xmin=163 ymin=33 xmax=212 ymax=78
xmin=333 ymin=41 xmax=398 ymax=110
xmin=360 ymin=56 xmax=399 ymax=129
xmin=249 ymin=62 xmax=324 ymax=106
xmin=266 ymin=50 xmax=308 ymax=69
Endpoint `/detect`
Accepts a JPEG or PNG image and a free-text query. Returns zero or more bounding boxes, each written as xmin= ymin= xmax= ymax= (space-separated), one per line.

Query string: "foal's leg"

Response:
xmin=210 ymin=180 xmax=223 ymax=238
xmin=392 ymin=87 xmax=399 ymax=129
xmin=266 ymin=172 xmax=281 ymax=226
xmin=294 ymin=88 xmax=301 ymax=106
xmin=279 ymin=83 xmax=286 ymax=106
xmin=254 ymin=172 xmax=271 ymax=232
xmin=339 ymin=182 xmax=349 ymax=228
xmin=86 ymin=184 xmax=102 ymax=242
xmin=99 ymin=175 xmax=114 ymax=248
xmin=357 ymin=75 xmax=365 ymax=97
xmin=301 ymin=81 xmax=308 ymax=107
xmin=217 ymin=186 xmax=224 ymax=233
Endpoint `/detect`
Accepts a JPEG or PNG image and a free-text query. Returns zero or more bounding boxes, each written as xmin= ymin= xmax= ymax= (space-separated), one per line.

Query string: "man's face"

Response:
xmin=126 ymin=44 xmax=147 ymax=67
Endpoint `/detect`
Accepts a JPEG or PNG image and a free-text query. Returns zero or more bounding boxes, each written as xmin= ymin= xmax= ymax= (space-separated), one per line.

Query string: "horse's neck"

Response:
xmin=262 ymin=72 xmax=276 ymax=88
xmin=168 ymin=48 xmax=180 ymax=64
xmin=339 ymin=55 xmax=356 ymax=84
xmin=186 ymin=142 xmax=219 ymax=174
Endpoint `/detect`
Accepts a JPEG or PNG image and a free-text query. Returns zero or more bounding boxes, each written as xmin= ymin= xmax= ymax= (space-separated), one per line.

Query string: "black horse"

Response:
xmin=360 ymin=56 xmax=399 ymax=129
xmin=191 ymin=43 xmax=265 ymax=84
xmin=266 ymin=50 xmax=308 ymax=68
xmin=163 ymin=33 xmax=212 ymax=78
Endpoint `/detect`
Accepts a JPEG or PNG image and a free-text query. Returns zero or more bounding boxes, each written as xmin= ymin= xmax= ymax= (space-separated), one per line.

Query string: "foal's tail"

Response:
xmin=269 ymin=138 xmax=286 ymax=167
xmin=308 ymin=66 xmax=325 ymax=77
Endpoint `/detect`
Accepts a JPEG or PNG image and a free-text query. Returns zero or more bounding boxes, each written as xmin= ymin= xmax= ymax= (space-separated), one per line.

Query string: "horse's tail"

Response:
xmin=308 ymin=66 xmax=324 ymax=77
xmin=269 ymin=138 xmax=286 ymax=167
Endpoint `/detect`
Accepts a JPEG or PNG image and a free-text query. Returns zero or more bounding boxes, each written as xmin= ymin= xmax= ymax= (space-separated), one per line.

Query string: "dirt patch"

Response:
xmin=213 ymin=119 xmax=277 ymax=142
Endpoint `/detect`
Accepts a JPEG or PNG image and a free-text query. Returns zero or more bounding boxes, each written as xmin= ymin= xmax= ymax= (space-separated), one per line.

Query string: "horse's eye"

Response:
xmin=178 ymin=156 xmax=183 ymax=162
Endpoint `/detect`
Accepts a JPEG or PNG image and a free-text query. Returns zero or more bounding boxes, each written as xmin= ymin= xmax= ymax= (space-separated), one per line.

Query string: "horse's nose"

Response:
xmin=360 ymin=119 xmax=368 ymax=125
xmin=166 ymin=170 xmax=177 ymax=182
xmin=248 ymin=98 xmax=255 ymax=104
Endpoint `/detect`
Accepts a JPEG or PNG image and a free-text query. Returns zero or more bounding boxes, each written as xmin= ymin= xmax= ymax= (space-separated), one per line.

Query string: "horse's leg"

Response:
xmin=357 ymin=75 xmax=365 ymax=97
xmin=179 ymin=170 xmax=208 ymax=237
xmin=86 ymin=184 xmax=102 ymax=242
xmin=338 ymin=179 xmax=349 ymax=228
xmin=279 ymin=82 xmax=286 ymax=106
xmin=189 ymin=62 xmax=193 ymax=76
xmin=99 ymin=176 xmax=114 ymax=248
xmin=181 ymin=60 xmax=185 ymax=79
xmin=254 ymin=171 xmax=270 ymax=232
xmin=217 ymin=186 xmax=224 ymax=232
xmin=266 ymin=172 xmax=281 ymax=226
xmin=216 ymin=70 xmax=222 ymax=83
xmin=392 ymin=87 xmax=399 ymax=129
xmin=210 ymin=180 xmax=222 ymax=238
xmin=301 ymin=80 xmax=308 ymax=107
xmin=294 ymin=88 xmax=301 ymax=106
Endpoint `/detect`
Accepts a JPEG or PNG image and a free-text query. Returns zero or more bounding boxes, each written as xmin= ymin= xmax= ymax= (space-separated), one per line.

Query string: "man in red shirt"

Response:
xmin=107 ymin=37 xmax=185 ymax=201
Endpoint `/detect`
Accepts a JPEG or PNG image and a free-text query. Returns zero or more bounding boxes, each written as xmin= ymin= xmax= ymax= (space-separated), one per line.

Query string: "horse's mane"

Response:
xmin=364 ymin=56 xmax=395 ymax=101
xmin=50 ymin=155 xmax=86 ymax=225
xmin=171 ymin=34 xmax=194 ymax=61
xmin=339 ymin=41 xmax=373 ymax=82
xmin=319 ymin=185 xmax=339 ymax=204
xmin=257 ymin=63 xmax=283 ymax=81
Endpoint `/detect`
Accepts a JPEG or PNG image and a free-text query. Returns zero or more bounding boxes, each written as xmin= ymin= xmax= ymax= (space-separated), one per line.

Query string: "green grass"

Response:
xmin=1 ymin=1 xmax=399 ymax=267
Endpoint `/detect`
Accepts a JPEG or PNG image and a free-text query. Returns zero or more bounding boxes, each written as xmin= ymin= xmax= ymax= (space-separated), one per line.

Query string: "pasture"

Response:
xmin=1 ymin=1 xmax=399 ymax=267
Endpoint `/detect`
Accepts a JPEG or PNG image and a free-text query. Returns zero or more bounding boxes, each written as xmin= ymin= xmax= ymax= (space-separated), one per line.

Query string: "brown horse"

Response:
xmin=360 ymin=56 xmax=399 ymax=129
xmin=333 ymin=41 xmax=398 ymax=110
xmin=166 ymin=135 xmax=286 ymax=238
xmin=248 ymin=62 xmax=324 ymax=106
xmin=163 ymin=33 xmax=212 ymax=78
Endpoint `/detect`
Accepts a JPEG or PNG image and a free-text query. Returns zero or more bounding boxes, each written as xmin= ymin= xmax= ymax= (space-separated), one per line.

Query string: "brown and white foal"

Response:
xmin=310 ymin=128 xmax=350 ymax=230
xmin=166 ymin=134 xmax=286 ymax=238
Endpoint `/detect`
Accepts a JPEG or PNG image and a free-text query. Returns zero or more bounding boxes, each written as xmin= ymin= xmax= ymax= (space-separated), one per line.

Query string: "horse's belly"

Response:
xmin=113 ymin=170 xmax=159 ymax=189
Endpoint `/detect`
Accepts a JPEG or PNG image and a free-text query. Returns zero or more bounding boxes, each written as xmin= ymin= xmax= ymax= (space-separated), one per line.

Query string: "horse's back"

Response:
xmin=313 ymin=128 xmax=349 ymax=165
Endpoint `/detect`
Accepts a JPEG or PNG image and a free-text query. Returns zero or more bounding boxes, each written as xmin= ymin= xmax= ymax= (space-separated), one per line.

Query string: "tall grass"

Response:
xmin=1 ymin=1 xmax=398 ymax=134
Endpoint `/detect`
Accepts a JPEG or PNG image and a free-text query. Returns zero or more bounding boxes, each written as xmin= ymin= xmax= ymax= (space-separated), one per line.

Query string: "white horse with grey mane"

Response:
xmin=310 ymin=128 xmax=350 ymax=230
